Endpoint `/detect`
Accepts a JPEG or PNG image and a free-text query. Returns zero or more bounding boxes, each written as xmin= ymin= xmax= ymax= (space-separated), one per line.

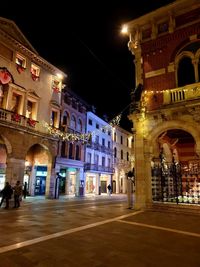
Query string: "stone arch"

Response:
xmin=0 ymin=134 xmax=12 ymax=154
xmin=146 ymin=120 xmax=200 ymax=159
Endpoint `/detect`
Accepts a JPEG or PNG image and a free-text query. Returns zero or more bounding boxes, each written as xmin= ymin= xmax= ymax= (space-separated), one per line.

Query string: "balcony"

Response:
xmin=163 ymin=83 xmax=200 ymax=105
xmin=0 ymin=108 xmax=40 ymax=132
xmin=84 ymin=163 xmax=114 ymax=173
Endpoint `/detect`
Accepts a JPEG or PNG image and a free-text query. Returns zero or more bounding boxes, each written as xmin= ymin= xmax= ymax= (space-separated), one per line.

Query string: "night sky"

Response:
xmin=1 ymin=0 xmax=174 ymax=130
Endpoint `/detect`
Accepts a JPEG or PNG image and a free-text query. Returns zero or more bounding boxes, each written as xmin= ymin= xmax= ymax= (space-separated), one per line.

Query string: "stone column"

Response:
xmin=6 ymin=157 xmax=25 ymax=186
xmin=134 ymin=125 xmax=147 ymax=209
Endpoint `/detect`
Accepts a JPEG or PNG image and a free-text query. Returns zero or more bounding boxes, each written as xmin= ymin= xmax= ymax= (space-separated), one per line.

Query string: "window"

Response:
xmin=31 ymin=63 xmax=40 ymax=81
xmin=108 ymin=131 xmax=111 ymax=136
xmin=50 ymin=109 xmax=60 ymax=128
xmin=102 ymin=138 xmax=105 ymax=146
xmin=94 ymin=154 xmax=99 ymax=165
xmin=108 ymin=158 xmax=111 ymax=168
xmin=16 ymin=53 xmax=26 ymax=68
xmin=70 ymin=115 xmax=76 ymax=129
xmin=114 ymin=132 xmax=117 ymax=142
xmin=121 ymin=150 xmax=123 ymax=160
xmin=88 ymin=119 xmax=92 ymax=125
xmin=52 ymin=79 xmax=61 ymax=93
xmin=87 ymin=152 xmax=92 ymax=163
xmin=62 ymin=112 xmax=69 ymax=127
xmin=95 ymin=135 xmax=99 ymax=144
xmin=96 ymin=123 xmax=99 ymax=129
xmin=11 ymin=93 xmax=21 ymax=113
xmin=114 ymin=147 xmax=117 ymax=158
xmin=75 ymin=145 xmax=80 ymax=160
xmin=108 ymin=141 xmax=110 ymax=149
xmin=77 ymin=119 xmax=82 ymax=132
xmin=69 ymin=143 xmax=74 ymax=159
xmin=102 ymin=156 xmax=105 ymax=167
xmin=127 ymin=152 xmax=129 ymax=161
xmin=51 ymin=111 xmax=58 ymax=127
xmin=178 ymin=57 xmax=195 ymax=86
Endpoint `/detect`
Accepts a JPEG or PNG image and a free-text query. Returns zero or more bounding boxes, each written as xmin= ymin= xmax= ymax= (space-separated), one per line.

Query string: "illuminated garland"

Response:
xmin=43 ymin=121 xmax=91 ymax=143
xmin=144 ymin=86 xmax=200 ymax=95
xmin=42 ymin=114 xmax=121 ymax=143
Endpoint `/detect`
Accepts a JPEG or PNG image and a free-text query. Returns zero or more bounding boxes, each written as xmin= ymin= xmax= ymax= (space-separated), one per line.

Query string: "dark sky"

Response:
xmin=1 ymin=0 xmax=174 ymax=129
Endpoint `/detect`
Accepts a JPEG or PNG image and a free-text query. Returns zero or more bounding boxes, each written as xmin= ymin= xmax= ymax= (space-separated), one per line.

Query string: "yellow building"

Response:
xmin=0 ymin=17 xmax=66 ymax=197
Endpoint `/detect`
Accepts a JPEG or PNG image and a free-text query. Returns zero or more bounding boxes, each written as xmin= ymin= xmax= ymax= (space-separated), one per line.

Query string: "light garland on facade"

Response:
xmin=143 ymin=86 xmax=200 ymax=95
xmin=42 ymin=114 xmax=122 ymax=143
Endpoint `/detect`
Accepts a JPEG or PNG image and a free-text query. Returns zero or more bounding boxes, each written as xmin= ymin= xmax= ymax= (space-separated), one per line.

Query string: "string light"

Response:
xmin=42 ymin=114 xmax=122 ymax=143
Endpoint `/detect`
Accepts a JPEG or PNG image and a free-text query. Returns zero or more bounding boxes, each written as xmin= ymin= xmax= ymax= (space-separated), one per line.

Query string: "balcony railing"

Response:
xmin=163 ymin=83 xmax=200 ymax=105
xmin=86 ymin=142 xmax=113 ymax=155
xmin=84 ymin=163 xmax=114 ymax=173
xmin=0 ymin=108 xmax=39 ymax=130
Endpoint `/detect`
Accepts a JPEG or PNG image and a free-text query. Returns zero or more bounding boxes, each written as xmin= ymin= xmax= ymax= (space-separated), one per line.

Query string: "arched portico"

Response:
xmin=134 ymin=119 xmax=200 ymax=209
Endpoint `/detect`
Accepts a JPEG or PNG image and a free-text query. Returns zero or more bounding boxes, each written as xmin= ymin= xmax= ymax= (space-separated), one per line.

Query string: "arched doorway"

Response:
xmin=25 ymin=144 xmax=52 ymax=196
xmin=151 ymin=129 xmax=200 ymax=204
xmin=0 ymin=140 xmax=7 ymax=190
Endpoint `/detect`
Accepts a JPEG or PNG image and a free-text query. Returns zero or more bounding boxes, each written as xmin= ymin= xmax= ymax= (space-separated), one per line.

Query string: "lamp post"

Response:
xmin=126 ymin=169 xmax=135 ymax=209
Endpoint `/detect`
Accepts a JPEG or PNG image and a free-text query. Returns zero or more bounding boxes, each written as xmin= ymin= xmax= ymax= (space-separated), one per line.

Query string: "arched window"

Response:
xmin=62 ymin=112 xmax=69 ymax=126
xmin=75 ymin=145 xmax=80 ymax=160
xmin=178 ymin=56 xmax=195 ymax=86
xmin=70 ymin=115 xmax=76 ymax=129
xmin=77 ymin=119 xmax=82 ymax=132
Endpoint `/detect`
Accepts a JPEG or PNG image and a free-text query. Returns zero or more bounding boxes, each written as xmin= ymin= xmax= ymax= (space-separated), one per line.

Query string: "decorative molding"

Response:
xmin=145 ymin=68 xmax=165 ymax=78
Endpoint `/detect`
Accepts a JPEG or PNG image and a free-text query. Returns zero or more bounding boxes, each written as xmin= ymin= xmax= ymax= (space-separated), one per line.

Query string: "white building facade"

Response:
xmin=85 ymin=112 xmax=114 ymax=195
xmin=112 ymin=126 xmax=134 ymax=194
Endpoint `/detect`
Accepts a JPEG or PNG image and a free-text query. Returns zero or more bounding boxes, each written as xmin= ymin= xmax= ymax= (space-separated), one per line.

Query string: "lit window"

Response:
xmin=31 ymin=63 xmax=40 ymax=81
xmin=16 ymin=53 xmax=26 ymax=68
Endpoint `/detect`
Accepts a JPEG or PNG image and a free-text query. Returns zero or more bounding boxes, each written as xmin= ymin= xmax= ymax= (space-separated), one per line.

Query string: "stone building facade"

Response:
xmin=55 ymin=88 xmax=88 ymax=197
xmin=124 ymin=0 xmax=200 ymax=208
xmin=0 ymin=17 xmax=66 ymax=198
xmin=112 ymin=126 xmax=134 ymax=194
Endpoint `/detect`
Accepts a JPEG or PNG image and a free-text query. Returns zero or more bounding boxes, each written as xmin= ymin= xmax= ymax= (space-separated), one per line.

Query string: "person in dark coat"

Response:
xmin=23 ymin=181 xmax=28 ymax=199
xmin=0 ymin=182 xmax=13 ymax=209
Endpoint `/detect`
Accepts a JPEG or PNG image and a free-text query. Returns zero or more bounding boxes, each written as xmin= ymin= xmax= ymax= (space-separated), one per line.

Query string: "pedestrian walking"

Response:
xmin=13 ymin=180 xmax=22 ymax=208
xmin=107 ymin=184 xmax=112 ymax=196
xmin=0 ymin=182 xmax=13 ymax=209
xmin=23 ymin=181 xmax=28 ymax=199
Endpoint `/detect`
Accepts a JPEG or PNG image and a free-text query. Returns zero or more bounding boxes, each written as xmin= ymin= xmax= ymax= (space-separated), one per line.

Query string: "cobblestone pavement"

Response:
xmin=0 ymin=194 xmax=200 ymax=267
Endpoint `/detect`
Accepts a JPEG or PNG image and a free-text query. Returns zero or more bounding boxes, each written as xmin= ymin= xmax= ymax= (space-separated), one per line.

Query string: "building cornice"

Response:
xmin=0 ymin=28 xmax=67 ymax=78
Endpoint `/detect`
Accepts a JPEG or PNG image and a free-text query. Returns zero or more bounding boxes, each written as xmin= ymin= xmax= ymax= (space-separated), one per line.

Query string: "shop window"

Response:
xmin=31 ymin=63 xmax=40 ymax=81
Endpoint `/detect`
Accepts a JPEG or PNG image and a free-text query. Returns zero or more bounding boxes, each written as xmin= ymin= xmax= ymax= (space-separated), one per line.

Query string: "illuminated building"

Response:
xmin=55 ymin=88 xmax=88 ymax=197
xmin=0 ymin=17 xmax=66 ymax=197
xmin=123 ymin=0 xmax=200 ymax=208
xmin=112 ymin=126 xmax=134 ymax=194
xmin=84 ymin=111 xmax=114 ymax=195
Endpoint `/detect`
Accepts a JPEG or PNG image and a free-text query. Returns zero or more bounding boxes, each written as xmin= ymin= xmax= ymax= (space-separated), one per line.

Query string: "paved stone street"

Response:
xmin=0 ymin=194 xmax=200 ymax=267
